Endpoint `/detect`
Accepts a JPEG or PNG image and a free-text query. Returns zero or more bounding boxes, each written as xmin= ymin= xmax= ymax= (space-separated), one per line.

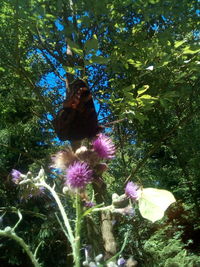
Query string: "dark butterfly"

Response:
xmin=53 ymin=79 xmax=101 ymax=141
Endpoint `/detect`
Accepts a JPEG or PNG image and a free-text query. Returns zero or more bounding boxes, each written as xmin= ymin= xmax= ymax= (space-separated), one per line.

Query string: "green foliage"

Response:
xmin=144 ymin=228 xmax=200 ymax=267
xmin=0 ymin=0 xmax=200 ymax=265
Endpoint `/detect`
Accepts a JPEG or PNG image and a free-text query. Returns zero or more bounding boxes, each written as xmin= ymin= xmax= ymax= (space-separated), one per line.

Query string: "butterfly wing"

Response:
xmin=53 ymin=80 xmax=100 ymax=141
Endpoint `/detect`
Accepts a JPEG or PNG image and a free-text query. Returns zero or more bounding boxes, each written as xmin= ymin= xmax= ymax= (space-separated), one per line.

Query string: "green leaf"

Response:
xmin=63 ymin=66 xmax=83 ymax=74
xmin=159 ymin=98 xmax=169 ymax=109
xmin=84 ymin=35 xmax=99 ymax=54
xmin=127 ymin=59 xmax=143 ymax=68
xmin=124 ymin=92 xmax=133 ymax=99
xmin=149 ymin=0 xmax=160 ymax=4
xmin=63 ymin=66 xmax=76 ymax=75
xmin=127 ymin=100 xmax=137 ymax=106
xmin=174 ymin=40 xmax=186 ymax=48
xmin=162 ymin=91 xmax=179 ymax=100
xmin=78 ymin=16 xmax=90 ymax=26
xmin=139 ymin=94 xmax=157 ymax=101
xmin=67 ymin=39 xmax=83 ymax=57
xmin=45 ymin=14 xmax=56 ymax=20
xmin=134 ymin=112 xmax=148 ymax=124
xmin=122 ymin=84 xmax=135 ymax=91
xmin=85 ymin=55 xmax=109 ymax=65
xmin=138 ymin=188 xmax=176 ymax=222
xmin=137 ymin=85 xmax=149 ymax=96
xmin=182 ymin=46 xmax=200 ymax=55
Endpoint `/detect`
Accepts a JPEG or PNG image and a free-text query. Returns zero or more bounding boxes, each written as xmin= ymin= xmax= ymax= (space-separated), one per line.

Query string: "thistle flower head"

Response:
xmin=51 ymin=149 xmax=77 ymax=170
xmin=31 ymin=186 xmax=45 ymax=198
xmin=66 ymin=161 xmax=93 ymax=189
xmin=25 ymin=186 xmax=45 ymax=199
xmin=11 ymin=169 xmax=22 ymax=184
xmin=92 ymin=133 xmax=115 ymax=159
xmin=18 ymin=184 xmax=45 ymax=201
xmin=75 ymin=146 xmax=98 ymax=166
xmin=125 ymin=182 xmax=140 ymax=200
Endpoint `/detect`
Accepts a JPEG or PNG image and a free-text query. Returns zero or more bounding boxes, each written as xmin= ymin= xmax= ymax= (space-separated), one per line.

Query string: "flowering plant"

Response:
xmin=0 ymin=134 xmax=175 ymax=267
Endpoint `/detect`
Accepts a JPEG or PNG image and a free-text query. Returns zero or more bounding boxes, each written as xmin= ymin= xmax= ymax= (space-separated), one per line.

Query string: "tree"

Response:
xmin=0 ymin=0 xmax=200 ymax=266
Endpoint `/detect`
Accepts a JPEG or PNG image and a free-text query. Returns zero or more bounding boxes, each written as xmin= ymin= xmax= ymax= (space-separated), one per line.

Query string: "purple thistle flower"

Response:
xmin=11 ymin=169 xmax=22 ymax=184
xmin=92 ymin=133 xmax=115 ymax=159
xmin=66 ymin=161 xmax=93 ymax=189
xmin=125 ymin=182 xmax=140 ymax=200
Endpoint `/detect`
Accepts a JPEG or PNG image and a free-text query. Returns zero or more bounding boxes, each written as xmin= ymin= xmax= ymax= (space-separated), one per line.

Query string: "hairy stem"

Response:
xmin=74 ymin=194 xmax=82 ymax=267
xmin=37 ymin=182 xmax=74 ymax=247
xmin=0 ymin=229 xmax=41 ymax=267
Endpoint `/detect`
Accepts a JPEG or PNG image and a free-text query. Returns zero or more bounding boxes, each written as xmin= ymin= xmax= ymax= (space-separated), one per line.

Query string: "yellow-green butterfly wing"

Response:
xmin=138 ymin=188 xmax=176 ymax=222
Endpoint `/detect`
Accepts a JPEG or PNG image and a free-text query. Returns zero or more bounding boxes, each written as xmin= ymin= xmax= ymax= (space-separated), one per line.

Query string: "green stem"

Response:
xmin=38 ymin=182 xmax=74 ymax=246
xmin=90 ymin=205 xmax=113 ymax=213
xmin=106 ymin=231 xmax=129 ymax=264
xmin=74 ymin=194 xmax=82 ymax=267
xmin=0 ymin=229 xmax=41 ymax=267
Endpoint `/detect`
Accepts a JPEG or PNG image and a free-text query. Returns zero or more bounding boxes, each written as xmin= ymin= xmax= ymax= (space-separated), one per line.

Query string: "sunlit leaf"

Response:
xmin=63 ymin=66 xmax=76 ymax=75
xmin=138 ymin=188 xmax=176 ymax=222
xmin=66 ymin=39 xmax=83 ymax=57
xmin=127 ymin=59 xmax=143 ymax=68
xmin=149 ymin=0 xmax=160 ymax=4
xmin=137 ymin=85 xmax=149 ymax=96
xmin=182 ymin=46 xmax=200 ymax=55
xmin=139 ymin=94 xmax=157 ymax=101
xmin=174 ymin=40 xmax=186 ymax=48
xmin=127 ymin=100 xmax=137 ymax=106
xmin=45 ymin=14 xmax=56 ymax=20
